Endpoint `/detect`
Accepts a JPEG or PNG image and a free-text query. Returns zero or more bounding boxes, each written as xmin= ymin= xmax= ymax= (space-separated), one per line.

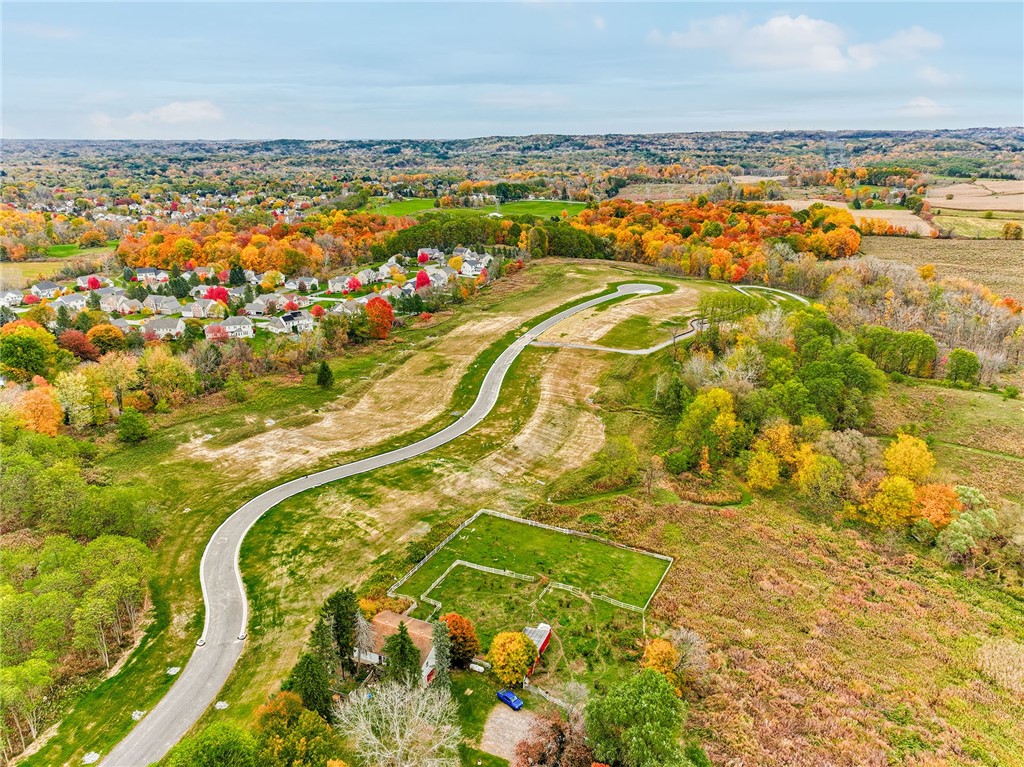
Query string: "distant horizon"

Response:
xmin=4 ymin=125 xmax=1022 ymax=144
xmin=4 ymin=2 xmax=1021 ymax=140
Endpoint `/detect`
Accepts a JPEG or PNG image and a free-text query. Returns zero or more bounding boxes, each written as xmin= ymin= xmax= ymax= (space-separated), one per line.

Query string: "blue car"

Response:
xmin=497 ymin=689 xmax=524 ymax=711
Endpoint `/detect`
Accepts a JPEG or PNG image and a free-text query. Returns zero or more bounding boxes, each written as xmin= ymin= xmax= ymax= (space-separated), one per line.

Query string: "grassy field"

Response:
xmin=46 ymin=240 xmax=118 ymax=258
xmin=859 ymin=236 xmax=1024 ymax=297
xmin=396 ymin=511 xmax=670 ymax=609
xmin=931 ymin=208 xmax=1024 ymax=238
xmin=0 ymin=259 xmax=65 ymax=285
xmin=364 ymin=197 xmax=585 ymax=219
xmin=23 ymin=259 xmax=696 ymax=765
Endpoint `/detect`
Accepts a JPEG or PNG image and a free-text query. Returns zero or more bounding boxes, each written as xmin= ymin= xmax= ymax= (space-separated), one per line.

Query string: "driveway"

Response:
xmin=479 ymin=703 xmax=541 ymax=762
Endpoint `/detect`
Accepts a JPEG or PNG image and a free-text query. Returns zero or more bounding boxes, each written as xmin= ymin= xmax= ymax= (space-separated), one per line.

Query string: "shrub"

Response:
xmin=118 ymin=407 xmax=149 ymax=443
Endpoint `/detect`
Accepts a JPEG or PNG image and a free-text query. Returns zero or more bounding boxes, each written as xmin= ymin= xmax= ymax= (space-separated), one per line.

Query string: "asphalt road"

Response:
xmin=100 ymin=282 xmax=663 ymax=767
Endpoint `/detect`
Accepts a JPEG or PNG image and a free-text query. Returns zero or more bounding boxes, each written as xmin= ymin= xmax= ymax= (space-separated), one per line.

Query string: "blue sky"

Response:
xmin=3 ymin=1 xmax=1022 ymax=139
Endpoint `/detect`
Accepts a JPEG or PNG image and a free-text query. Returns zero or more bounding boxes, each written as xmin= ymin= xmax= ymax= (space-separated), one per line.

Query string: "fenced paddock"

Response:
xmin=390 ymin=509 xmax=672 ymax=615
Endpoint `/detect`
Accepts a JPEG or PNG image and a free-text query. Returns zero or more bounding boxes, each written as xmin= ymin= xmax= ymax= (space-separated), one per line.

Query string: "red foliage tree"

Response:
xmin=24 ymin=294 xmax=40 ymax=305
xmin=310 ymin=304 xmax=325 ymax=319
xmin=418 ymin=251 xmax=429 ymax=264
xmin=203 ymin=286 xmax=230 ymax=303
xmin=346 ymin=276 xmax=362 ymax=293
xmin=206 ymin=324 xmax=229 ymax=343
xmin=366 ymin=296 xmax=395 ymax=340
xmin=415 ymin=270 xmax=431 ymax=290
xmin=218 ymin=270 xmax=230 ymax=283
xmin=283 ymin=300 xmax=299 ymax=312
xmin=57 ymin=329 xmax=101 ymax=361
xmin=86 ymin=275 xmax=102 ymax=290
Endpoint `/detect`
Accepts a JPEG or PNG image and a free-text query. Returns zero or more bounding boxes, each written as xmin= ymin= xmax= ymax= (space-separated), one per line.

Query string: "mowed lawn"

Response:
xmin=397 ymin=512 xmax=670 ymax=608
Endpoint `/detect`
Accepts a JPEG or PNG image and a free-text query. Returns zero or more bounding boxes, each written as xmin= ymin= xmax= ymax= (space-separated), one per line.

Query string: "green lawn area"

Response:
xmin=932 ymin=209 xmax=1024 ymax=238
xmin=363 ymin=197 xmax=585 ymax=220
xmin=594 ymin=314 xmax=685 ymax=349
xmin=396 ymin=511 xmax=670 ymax=609
xmin=46 ymin=240 xmax=118 ymax=258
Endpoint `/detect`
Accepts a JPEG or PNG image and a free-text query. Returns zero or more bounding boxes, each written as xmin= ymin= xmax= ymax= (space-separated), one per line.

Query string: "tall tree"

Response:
xmin=440 ymin=613 xmax=479 ymax=668
xmin=324 ymin=590 xmax=358 ymax=676
xmin=585 ymin=669 xmax=686 ymax=767
xmin=285 ymin=653 xmax=334 ymax=722
xmin=431 ymin=620 xmax=451 ymax=689
xmin=382 ymin=623 xmax=421 ymax=686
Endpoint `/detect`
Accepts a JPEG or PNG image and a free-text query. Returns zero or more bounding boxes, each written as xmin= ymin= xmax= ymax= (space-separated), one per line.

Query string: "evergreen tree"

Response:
xmin=316 ymin=360 xmax=334 ymax=389
xmin=86 ymin=291 xmax=101 ymax=310
xmin=55 ymin=305 xmax=72 ymax=332
xmin=229 ymin=264 xmax=246 ymax=286
xmin=309 ymin=614 xmax=340 ymax=678
xmin=382 ymin=622 xmax=421 ymax=686
xmin=324 ymin=589 xmax=358 ymax=675
xmin=284 ymin=652 xmax=334 ymax=722
xmin=431 ymin=620 xmax=452 ymax=689
xmin=117 ymin=407 xmax=149 ymax=443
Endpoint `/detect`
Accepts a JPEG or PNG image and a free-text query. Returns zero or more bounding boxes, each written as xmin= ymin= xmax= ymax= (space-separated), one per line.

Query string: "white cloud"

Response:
xmin=900 ymin=96 xmax=954 ymax=118
xmin=917 ymin=65 xmax=961 ymax=86
xmin=9 ymin=22 xmax=79 ymax=40
xmin=651 ymin=14 xmax=943 ymax=74
xmin=592 ymin=16 xmax=606 ymax=31
xmin=91 ymin=100 xmax=225 ymax=129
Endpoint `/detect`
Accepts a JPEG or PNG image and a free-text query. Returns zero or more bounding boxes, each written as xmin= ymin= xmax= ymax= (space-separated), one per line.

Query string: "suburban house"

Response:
xmin=327 ymin=275 xmax=353 ymax=293
xmin=280 ymin=293 xmax=311 ymax=309
xmin=330 ymin=298 xmax=365 ymax=316
xmin=205 ymin=315 xmax=254 ymax=339
xmin=183 ymin=298 xmax=222 ymax=319
xmin=523 ymin=623 xmax=552 ymax=676
xmin=266 ymin=309 xmax=314 ymax=334
xmin=135 ymin=268 xmax=170 ymax=284
xmin=76 ymin=274 xmax=112 ymax=289
xmin=248 ymin=293 xmax=286 ymax=315
xmin=0 ymin=290 xmax=23 ymax=307
xmin=51 ymin=294 xmax=88 ymax=313
xmin=91 ymin=286 xmax=125 ymax=300
xmin=356 ymin=268 xmax=378 ymax=284
xmin=143 ymin=316 xmax=186 ymax=339
xmin=283 ymin=276 xmax=319 ymax=291
xmin=355 ymin=610 xmax=437 ymax=685
xmin=30 ymin=281 xmax=61 ymax=299
xmin=109 ymin=318 xmax=133 ymax=332
xmin=143 ymin=295 xmax=183 ymax=315
xmin=101 ymin=294 xmax=143 ymax=315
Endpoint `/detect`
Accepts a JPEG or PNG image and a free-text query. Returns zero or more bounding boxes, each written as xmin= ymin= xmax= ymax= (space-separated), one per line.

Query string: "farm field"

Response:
xmin=926 ymin=179 xmax=1024 ymax=212
xmin=777 ymin=198 xmax=936 ymax=235
xmin=859 ymin=236 xmax=1024 ymax=297
xmin=0 ymin=259 xmax=65 ymax=285
xmin=931 ymin=207 xmax=1024 ymax=238
xmin=394 ymin=510 xmax=671 ymax=610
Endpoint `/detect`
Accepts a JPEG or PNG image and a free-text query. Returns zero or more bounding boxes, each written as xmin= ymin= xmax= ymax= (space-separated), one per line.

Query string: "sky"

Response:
xmin=3 ymin=1 xmax=1022 ymax=140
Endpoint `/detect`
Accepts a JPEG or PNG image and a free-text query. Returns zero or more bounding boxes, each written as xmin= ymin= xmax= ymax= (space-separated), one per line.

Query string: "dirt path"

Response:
xmin=480 ymin=704 xmax=540 ymax=761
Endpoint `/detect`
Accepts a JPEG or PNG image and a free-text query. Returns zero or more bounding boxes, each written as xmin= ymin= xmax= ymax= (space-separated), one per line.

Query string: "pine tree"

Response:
xmin=310 ymin=614 xmax=340 ymax=678
xmin=324 ymin=589 xmax=358 ymax=675
xmin=317 ymin=360 xmax=334 ymax=390
xmin=284 ymin=653 xmax=334 ymax=722
xmin=382 ymin=623 xmax=421 ymax=686
xmin=432 ymin=620 xmax=452 ymax=689
xmin=229 ymin=264 xmax=246 ymax=286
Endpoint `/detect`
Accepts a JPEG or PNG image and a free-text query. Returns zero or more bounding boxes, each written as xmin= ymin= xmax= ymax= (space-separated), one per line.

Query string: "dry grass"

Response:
xmin=529 ymin=495 xmax=1024 ymax=767
xmin=977 ymin=639 xmax=1024 ymax=695
xmin=0 ymin=260 xmax=66 ymax=286
xmin=859 ymin=237 xmax=1024 ymax=298
xmin=926 ymin=180 xmax=1024 ymax=212
xmin=778 ymin=199 xmax=936 ymax=235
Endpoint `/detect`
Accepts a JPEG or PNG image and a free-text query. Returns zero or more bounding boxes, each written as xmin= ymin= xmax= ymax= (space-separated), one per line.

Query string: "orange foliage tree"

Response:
xmin=365 ymin=296 xmax=394 ymax=340
xmin=15 ymin=379 xmax=63 ymax=436
xmin=440 ymin=613 xmax=479 ymax=668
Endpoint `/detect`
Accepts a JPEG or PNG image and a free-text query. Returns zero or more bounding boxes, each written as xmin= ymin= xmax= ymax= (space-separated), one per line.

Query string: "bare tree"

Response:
xmin=335 ymin=681 xmax=461 ymax=767
xmin=355 ymin=612 xmax=375 ymax=666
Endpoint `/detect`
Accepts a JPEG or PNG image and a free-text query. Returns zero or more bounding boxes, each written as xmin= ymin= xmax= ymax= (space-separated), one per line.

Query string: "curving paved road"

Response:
xmin=531 ymin=317 xmax=706 ymax=355
xmin=100 ymin=282 xmax=663 ymax=767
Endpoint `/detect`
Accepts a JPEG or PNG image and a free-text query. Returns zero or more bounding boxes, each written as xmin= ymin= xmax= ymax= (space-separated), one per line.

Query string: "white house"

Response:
xmin=143 ymin=316 xmax=185 ymax=339
xmin=356 ymin=268 xmax=378 ymax=284
xmin=183 ymin=298 xmax=222 ymax=319
xmin=51 ymin=294 xmax=88 ymax=313
xmin=283 ymin=276 xmax=319 ymax=292
xmin=135 ymin=268 xmax=169 ymax=284
xmin=0 ymin=290 xmax=23 ymax=307
xmin=76 ymin=274 xmax=111 ymax=289
xmin=30 ymin=281 xmax=61 ymax=299
xmin=205 ymin=315 xmax=254 ymax=340
xmin=266 ymin=309 xmax=314 ymax=334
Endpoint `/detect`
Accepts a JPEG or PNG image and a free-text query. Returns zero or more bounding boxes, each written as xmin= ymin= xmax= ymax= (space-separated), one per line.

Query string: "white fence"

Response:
xmin=388 ymin=509 xmax=673 ymax=615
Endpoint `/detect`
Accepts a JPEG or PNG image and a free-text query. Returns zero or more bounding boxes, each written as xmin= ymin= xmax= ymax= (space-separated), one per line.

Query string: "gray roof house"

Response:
xmin=143 ymin=294 xmax=183 ymax=315
xmin=143 ymin=316 xmax=186 ymax=339
xmin=266 ymin=309 xmax=314 ymax=334
xmin=30 ymin=281 xmax=61 ymax=298
xmin=0 ymin=290 xmax=24 ymax=307
xmin=205 ymin=315 xmax=254 ymax=340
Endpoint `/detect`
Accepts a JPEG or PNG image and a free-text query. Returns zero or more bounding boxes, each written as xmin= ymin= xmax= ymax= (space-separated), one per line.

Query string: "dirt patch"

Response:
xmin=926 ymin=180 xmax=1024 ymax=212
xmin=180 ymin=314 xmax=526 ymax=480
xmin=483 ymin=350 xmax=608 ymax=481
xmin=537 ymin=286 xmax=701 ymax=346
xmin=480 ymin=703 xmax=540 ymax=761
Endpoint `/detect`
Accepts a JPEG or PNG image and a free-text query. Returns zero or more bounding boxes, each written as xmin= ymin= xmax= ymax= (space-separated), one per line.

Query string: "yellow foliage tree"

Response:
xmin=642 ymin=638 xmax=682 ymax=695
xmin=863 ymin=475 xmax=917 ymax=528
xmin=16 ymin=382 xmax=63 ymax=436
xmin=746 ymin=449 xmax=781 ymax=491
xmin=488 ymin=631 xmax=537 ymax=687
xmin=884 ymin=434 xmax=935 ymax=482
xmin=448 ymin=255 xmax=463 ymax=272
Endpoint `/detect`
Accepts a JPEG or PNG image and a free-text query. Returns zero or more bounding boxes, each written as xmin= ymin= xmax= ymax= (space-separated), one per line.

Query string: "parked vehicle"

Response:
xmin=497 ymin=689 xmax=524 ymax=711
